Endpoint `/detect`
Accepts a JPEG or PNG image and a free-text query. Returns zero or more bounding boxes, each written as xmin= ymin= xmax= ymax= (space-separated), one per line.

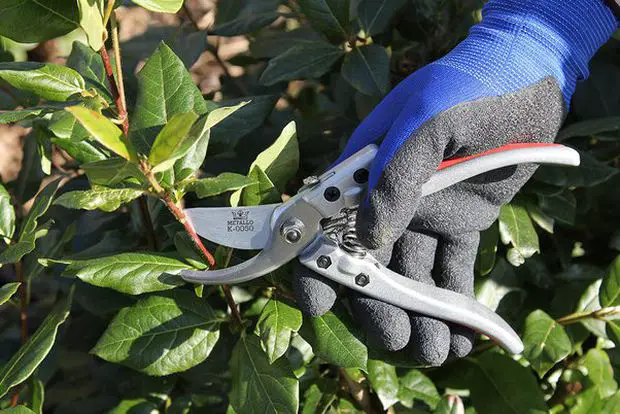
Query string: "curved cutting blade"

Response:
xmin=185 ymin=204 xmax=280 ymax=249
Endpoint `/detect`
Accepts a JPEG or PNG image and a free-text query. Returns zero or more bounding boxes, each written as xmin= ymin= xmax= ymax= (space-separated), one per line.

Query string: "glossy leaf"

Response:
xmin=259 ymin=41 xmax=344 ymax=86
xmin=498 ymin=203 xmax=539 ymax=266
xmin=28 ymin=378 xmax=44 ymax=414
xmin=0 ymin=282 xmax=20 ymax=306
xmin=0 ymin=242 xmax=35 ymax=265
xmin=0 ymin=184 xmax=15 ymax=240
xmin=230 ymin=334 xmax=299 ymax=414
xmin=601 ymin=255 xmax=620 ymax=307
xmin=212 ymin=12 xmax=279 ymax=36
xmin=575 ymin=279 xmax=607 ymax=338
xmin=66 ymin=41 xmax=111 ymax=101
xmin=302 ymin=306 xmax=367 ymax=370
xmin=0 ymin=290 xmax=72 ymax=398
xmin=55 ymin=252 xmax=189 ymax=295
xmin=301 ymin=381 xmax=338 ymax=414
xmin=67 ymin=106 xmax=134 ymax=160
xmin=82 ymin=158 xmax=145 ymax=186
xmin=366 ymin=360 xmax=399 ymax=409
xmin=0 ymin=63 xmax=85 ymax=101
xmin=133 ymin=0 xmax=184 ymax=13
xmin=130 ymin=43 xmax=207 ymax=154
xmin=397 ymin=369 xmax=440 ymax=410
xmin=534 ymin=152 xmax=618 ymax=188
xmin=583 ymin=349 xmax=618 ymax=398
xmin=0 ymin=1 xmax=80 ymax=43
xmin=77 ymin=0 xmax=105 ymax=50
xmin=231 ymin=121 xmax=298 ymax=206
xmin=342 ymin=45 xmax=390 ymax=97
xmin=172 ymin=101 xmax=249 ymax=180
xmin=297 ymin=0 xmax=350 ymax=40
xmin=465 ymin=352 xmax=546 ymax=414
xmin=0 ymin=107 xmax=57 ymax=124
xmin=54 ymin=187 xmax=144 ymax=212
xmin=92 ymin=290 xmax=222 ymax=376
xmin=476 ymin=222 xmax=498 ymax=276
xmin=209 ymin=96 xmax=278 ymax=152
xmin=18 ymin=179 xmax=61 ymax=243
xmin=185 ymin=173 xmax=256 ymax=199
xmin=558 ymin=116 xmax=620 ymax=141
xmin=0 ymin=407 xmax=37 ymax=414
xmin=256 ymin=298 xmax=303 ymax=363
xmin=358 ymin=0 xmax=407 ymax=36
xmin=522 ymin=310 xmax=571 ymax=377
xmin=148 ymin=111 xmax=199 ymax=173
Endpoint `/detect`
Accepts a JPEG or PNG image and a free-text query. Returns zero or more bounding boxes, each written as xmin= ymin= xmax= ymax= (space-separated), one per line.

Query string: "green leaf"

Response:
xmin=464 ymin=352 xmax=546 ymax=414
xmin=575 ymin=279 xmax=607 ymax=338
xmin=106 ymin=398 xmax=158 ymax=414
xmin=19 ymin=179 xmax=61 ymax=243
xmin=583 ymin=349 xmax=618 ymax=398
xmin=498 ymin=203 xmax=539 ymax=266
xmin=56 ymin=252 xmax=189 ymax=295
xmin=0 ymin=184 xmax=15 ymax=240
xmin=603 ymin=391 xmax=620 ymax=413
xmin=92 ymin=290 xmax=221 ymax=376
xmin=558 ymin=117 xmax=620 ymax=141
xmin=301 ymin=381 xmax=338 ymax=414
xmin=211 ymin=12 xmax=279 ymax=36
xmin=209 ymin=96 xmax=278 ymax=152
xmin=185 ymin=173 xmax=256 ymax=199
xmin=0 ymin=242 xmax=35 ymax=265
xmin=0 ymin=107 xmax=57 ymax=124
xmin=0 ymin=407 xmax=37 ymax=414
xmin=534 ymin=152 xmax=618 ymax=188
xmin=82 ymin=158 xmax=145 ymax=186
xmin=539 ymin=189 xmax=576 ymax=225
xmin=77 ymin=0 xmax=105 ymax=50
xmin=230 ymin=334 xmax=299 ymax=414
xmin=0 ymin=282 xmax=20 ymax=305
xmin=302 ymin=306 xmax=368 ymax=370
xmin=232 ymin=121 xmax=299 ymax=206
xmin=601 ymin=255 xmax=620 ymax=307
xmin=0 ymin=289 xmax=72 ymax=398
xmin=366 ymin=360 xmax=399 ymax=409
xmin=256 ymin=298 xmax=303 ymax=363
xmin=476 ymin=222 xmax=498 ymax=276
xmin=0 ymin=63 xmax=86 ymax=101
xmin=67 ymin=106 xmax=134 ymax=160
xmin=522 ymin=310 xmax=572 ymax=377
xmin=66 ymin=41 xmax=111 ymax=101
xmin=342 ymin=45 xmax=389 ymax=97
xmin=250 ymin=29 xmax=322 ymax=59
xmin=475 ymin=258 xmax=521 ymax=311
xmin=148 ymin=111 xmax=199 ymax=173
xmin=54 ymin=187 xmax=144 ymax=212
xmin=133 ymin=0 xmax=184 ymax=13
xmin=259 ymin=41 xmax=344 ymax=86
xmin=358 ymin=0 xmax=407 ymax=36
xmin=297 ymin=0 xmax=350 ymax=40
xmin=173 ymin=232 xmax=208 ymax=270
xmin=28 ymin=378 xmax=44 ymax=414
xmin=13 ymin=130 xmax=46 ymax=205
xmin=397 ymin=369 xmax=440 ymax=410
xmin=130 ymin=43 xmax=207 ymax=155
xmin=0 ymin=1 xmax=80 ymax=43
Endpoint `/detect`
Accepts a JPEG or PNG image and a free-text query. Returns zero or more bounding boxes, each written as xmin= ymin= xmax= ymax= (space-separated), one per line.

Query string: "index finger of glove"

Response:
xmin=357 ymin=115 xmax=450 ymax=250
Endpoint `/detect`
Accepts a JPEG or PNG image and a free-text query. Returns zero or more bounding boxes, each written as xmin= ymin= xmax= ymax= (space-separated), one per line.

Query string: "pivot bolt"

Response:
xmin=317 ymin=255 xmax=332 ymax=269
xmin=280 ymin=218 xmax=305 ymax=244
xmin=324 ymin=186 xmax=340 ymax=202
xmin=355 ymin=273 xmax=370 ymax=287
xmin=353 ymin=168 xmax=369 ymax=184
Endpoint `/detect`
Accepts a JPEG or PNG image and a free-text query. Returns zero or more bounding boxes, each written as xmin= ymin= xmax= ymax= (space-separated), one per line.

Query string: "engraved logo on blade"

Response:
xmin=228 ymin=209 xmax=254 ymax=233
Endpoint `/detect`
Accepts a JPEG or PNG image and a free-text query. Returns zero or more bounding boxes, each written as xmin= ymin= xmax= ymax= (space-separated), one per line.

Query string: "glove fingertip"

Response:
xmin=292 ymin=262 xmax=338 ymax=317
xmin=409 ymin=315 xmax=451 ymax=366
xmin=356 ymin=201 xmax=399 ymax=250
xmin=449 ymin=325 xmax=475 ymax=358
xmin=350 ymin=294 xmax=411 ymax=351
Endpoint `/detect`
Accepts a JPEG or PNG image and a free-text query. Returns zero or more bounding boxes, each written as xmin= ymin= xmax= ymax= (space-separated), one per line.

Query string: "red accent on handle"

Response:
xmin=437 ymin=143 xmax=560 ymax=170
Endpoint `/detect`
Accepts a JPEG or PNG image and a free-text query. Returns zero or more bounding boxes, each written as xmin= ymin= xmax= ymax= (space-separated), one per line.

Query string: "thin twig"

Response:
xmin=339 ymin=369 xmax=377 ymax=414
xmin=110 ymin=13 xmax=127 ymax=114
xmin=556 ymin=306 xmax=620 ymax=325
xmin=98 ymin=46 xmax=128 ymax=135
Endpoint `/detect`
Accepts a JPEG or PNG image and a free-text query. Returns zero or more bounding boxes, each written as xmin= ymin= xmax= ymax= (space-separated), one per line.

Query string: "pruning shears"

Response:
xmin=180 ymin=143 xmax=581 ymax=354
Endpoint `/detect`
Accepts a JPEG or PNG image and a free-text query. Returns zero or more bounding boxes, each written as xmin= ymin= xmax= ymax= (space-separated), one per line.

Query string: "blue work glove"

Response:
xmin=294 ymin=0 xmax=618 ymax=365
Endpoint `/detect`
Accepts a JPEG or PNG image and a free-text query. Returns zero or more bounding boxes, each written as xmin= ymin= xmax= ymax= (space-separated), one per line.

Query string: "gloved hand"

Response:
xmin=293 ymin=0 xmax=618 ymax=365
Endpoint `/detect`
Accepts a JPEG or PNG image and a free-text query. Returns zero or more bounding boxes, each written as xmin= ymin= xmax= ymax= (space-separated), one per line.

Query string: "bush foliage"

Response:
xmin=0 ymin=0 xmax=619 ymax=413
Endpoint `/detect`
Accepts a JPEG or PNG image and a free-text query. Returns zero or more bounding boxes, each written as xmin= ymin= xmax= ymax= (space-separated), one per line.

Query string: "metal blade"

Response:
xmin=185 ymin=204 xmax=281 ymax=249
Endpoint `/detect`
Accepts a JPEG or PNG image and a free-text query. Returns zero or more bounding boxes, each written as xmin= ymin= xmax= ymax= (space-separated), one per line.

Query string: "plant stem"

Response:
xmin=556 ymin=306 xmax=620 ymax=325
xmin=99 ymin=46 xmax=128 ymax=136
xmin=339 ymin=369 xmax=377 ymax=414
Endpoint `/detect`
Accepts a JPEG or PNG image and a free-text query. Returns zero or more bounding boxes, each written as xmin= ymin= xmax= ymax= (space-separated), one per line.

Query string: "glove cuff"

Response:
xmin=437 ymin=0 xmax=617 ymax=105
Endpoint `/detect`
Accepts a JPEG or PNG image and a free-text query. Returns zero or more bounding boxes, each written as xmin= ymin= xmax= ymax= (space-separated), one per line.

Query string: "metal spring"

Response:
xmin=322 ymin=208 xmax=368 ymax=258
